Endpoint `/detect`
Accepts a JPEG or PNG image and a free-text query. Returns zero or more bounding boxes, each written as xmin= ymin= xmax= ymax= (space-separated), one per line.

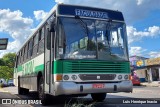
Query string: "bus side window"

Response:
xmin=24 ymin=45 xmax=28 ymax=62
xmin=27 ymin=39 xmax=33 ymax=59
xmin=33 ymin=33 xmax=39 ymax=56
xmin=17 ymin=53 xmax=20 ymax=64
xmin=20 ymin=49 xmax=23 ymax=63
xmin=20 ymin=49 xmax=23 ymax=64
xmin=19 ymin=51 xmax=21 ymax=64
xmin=15 ymin=55 xmax=18 ymax=68
xmin=38 ymin=27 xmax=45 ymax=53
xmin=22 ymin=48 xmax=25 ymax=62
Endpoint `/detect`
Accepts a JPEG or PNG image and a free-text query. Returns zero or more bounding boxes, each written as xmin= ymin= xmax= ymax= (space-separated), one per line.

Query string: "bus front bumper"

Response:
xmin=54 ymin=80 xmax=133 ymax=96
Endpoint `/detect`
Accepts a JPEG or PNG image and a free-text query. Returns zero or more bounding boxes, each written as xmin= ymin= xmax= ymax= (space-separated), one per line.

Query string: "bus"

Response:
xmin=14 ymin=4 xmax=132 ymax=105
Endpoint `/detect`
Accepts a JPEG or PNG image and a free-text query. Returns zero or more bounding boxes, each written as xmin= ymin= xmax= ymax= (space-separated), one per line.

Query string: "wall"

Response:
xmin=135 ymin=69 xmax=146 ymax=82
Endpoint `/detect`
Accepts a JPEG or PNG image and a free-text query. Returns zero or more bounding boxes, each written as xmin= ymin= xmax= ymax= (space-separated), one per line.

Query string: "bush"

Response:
xmin=64 ymin=98 xmax=96 ymax=107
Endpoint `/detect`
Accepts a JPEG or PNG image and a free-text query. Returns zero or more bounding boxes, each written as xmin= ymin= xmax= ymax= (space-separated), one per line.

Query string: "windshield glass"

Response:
xmin=57 ymin=17 xmax=128 ymax=61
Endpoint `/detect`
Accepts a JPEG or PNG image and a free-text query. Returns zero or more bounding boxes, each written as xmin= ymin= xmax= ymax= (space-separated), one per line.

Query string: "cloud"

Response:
xmin=127 ymin=26 xmax=160 ymax=44
xmin=33 ymin=10 xmax=48 ymax=21
xmin=148 ymin=51 xmax=160 ymax=58
xmin=55 ymin=0 xmax=160 ymax=24
xmin=0 ymin=9 xmax=34 ymax=58
xmin=129 ymin=46 xmax=160 ymax=58
xmin=129 ymin=46 xmax=147 ymax=56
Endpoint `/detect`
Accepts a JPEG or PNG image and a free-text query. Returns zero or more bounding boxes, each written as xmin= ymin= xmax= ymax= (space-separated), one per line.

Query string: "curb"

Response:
xmin=140 ymin=83 xmax=160 ymax=87
xmin=140 ymin=84 xmax=146 ymax=87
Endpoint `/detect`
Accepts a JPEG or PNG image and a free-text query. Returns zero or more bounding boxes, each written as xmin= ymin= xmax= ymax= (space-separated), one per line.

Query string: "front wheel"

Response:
xmin=38 ymin=77 xmax=48 ymax=106
xmin=91 ymin=93 xmax=106 ymax=102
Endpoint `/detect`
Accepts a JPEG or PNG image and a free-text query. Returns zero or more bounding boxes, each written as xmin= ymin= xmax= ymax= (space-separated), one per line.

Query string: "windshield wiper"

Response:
xmin=75 ymin=15 xmax=89 ymax=38
xmin=105 ymin=20 xmax=112 ymax=55
xmin=75 ymin=15 xmax=91 ymax=51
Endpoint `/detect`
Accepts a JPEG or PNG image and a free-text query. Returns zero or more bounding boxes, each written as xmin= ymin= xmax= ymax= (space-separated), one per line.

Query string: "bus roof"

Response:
xmin=18 ymin=4 xmax=124 ymax=54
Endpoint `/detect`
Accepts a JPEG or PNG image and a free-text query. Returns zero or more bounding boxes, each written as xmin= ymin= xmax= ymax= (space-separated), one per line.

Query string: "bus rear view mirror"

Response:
xmin=49 ymin=22 xmax=55 ymax=32
xmin=48 ymin=19 xmax=55 ymax=32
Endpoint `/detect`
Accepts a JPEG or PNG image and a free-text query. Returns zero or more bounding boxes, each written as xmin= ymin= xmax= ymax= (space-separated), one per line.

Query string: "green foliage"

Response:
xmin=0 ymin=58 xmax=5 ymax=66
xmin=0 ymin=66 xmax=14 ymax=79
xmin=2 ymin=53 xmax=16 ymax=68
xmin=64 ymin=99 xmax=96 ymax=107
xmin=0 ymin=52 xmax=16 ymax=79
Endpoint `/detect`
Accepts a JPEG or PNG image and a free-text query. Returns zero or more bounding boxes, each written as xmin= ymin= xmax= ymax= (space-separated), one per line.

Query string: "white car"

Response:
xmin=0 ymin=78 xmax=8 ymax=87
xmin=7 ymin=79 xmax=14 ymax=86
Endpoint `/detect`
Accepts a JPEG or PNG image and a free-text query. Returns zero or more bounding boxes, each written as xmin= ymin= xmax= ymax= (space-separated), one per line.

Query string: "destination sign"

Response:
xmin=75 ymin=9 xmax=108 ymax=19
xmin=58 ymin=4 xmax=124 ymax=21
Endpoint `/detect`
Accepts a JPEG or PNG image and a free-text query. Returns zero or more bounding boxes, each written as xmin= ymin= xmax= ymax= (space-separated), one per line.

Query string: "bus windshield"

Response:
xmin=57 ymin=17 xmax=128 ymax=61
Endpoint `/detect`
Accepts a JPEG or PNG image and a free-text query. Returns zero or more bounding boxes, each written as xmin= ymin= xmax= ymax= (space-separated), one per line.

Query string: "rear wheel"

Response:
xmin=23 ymin=88 xmax=29 ymax=94
xmin=38 ymin=77 xmax=48 ymax=106
xmin=18 ymin=77 xmax=24 ymax=95
xmin=91 ymin=93 xmax=106 ymax=102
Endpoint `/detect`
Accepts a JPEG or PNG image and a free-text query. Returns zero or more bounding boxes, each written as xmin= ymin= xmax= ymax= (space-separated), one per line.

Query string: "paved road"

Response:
xmin=0 ymin=88 xmax=30 ymax=107
xmin=0 ymin=86 xmax=160 ymax=107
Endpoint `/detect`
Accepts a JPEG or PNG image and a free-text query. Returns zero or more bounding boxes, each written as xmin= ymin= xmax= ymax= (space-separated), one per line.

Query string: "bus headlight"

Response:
xmin=63 ymin=75 xmax=69 ymax=80
xmin=71 ymin=75 xmax=77 ymax=80
xmin=124 ymin=75 xmax=128 ymax=80
xmin=118 ymin=75 xmax=122 ymax=80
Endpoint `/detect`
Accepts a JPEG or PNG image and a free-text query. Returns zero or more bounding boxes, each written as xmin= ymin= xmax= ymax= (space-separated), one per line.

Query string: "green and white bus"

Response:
xmin=14 ymin=4 xmax=132 ymax=105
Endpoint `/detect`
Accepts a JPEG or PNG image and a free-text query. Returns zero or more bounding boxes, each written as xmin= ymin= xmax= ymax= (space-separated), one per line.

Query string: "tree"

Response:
xmin=0 ymin=52 xmax=16 ymax=79
xmin=2 ymin=53 xmax=16 ymax=68
xmin=0 ymin=66 xmax=13 ymax=79
xmin=0 ymin=58 xmax=5 ymax=66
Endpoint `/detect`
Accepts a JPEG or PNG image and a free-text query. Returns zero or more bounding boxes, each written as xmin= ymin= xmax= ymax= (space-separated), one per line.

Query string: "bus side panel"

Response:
xmin=20 ymin=76 xmax=37 ymax=91
xmin=13 ymin=67 xmax=18 ymax=86
xmin=17 ymin=53 xmax=44 ymax=91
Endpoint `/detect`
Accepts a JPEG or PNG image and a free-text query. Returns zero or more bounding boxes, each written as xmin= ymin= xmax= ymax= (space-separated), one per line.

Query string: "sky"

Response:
xmin=0 ymin=0 xmax=160 ymax=58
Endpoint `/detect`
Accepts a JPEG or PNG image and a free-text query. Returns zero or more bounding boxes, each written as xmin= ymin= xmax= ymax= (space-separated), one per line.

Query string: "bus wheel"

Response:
xmin=38 ymin=77 xmax=48 ymax=105
xmin=18 ymin=77 xmax=24 ymax=95
xmin=91 ymin=93 xmax=106 ymax=102
xmin=23 ymin=88 xmax=29 ymax=95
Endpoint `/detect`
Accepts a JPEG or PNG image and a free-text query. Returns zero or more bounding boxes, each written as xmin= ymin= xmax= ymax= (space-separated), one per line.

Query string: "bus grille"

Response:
xmin=79 ymin=74 xmax=116 ymax=80
xmin=63 ymin=61 xmax=130 ymax=73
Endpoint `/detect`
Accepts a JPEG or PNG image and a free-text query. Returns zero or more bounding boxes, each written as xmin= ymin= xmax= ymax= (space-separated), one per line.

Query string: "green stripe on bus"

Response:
xmin=35 ymin=64 xmax=44 ymax=72
xmin=17 ymin=64 xmax=44 ymax=73
xmin=18 ymin=65 xmax=23 ymax=72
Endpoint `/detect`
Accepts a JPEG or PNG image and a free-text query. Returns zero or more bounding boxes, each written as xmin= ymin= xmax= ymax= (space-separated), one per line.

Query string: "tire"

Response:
xmin=18 ymin=77 xmax=23 ymax=95
xmin=23 ymin=88 xmax=29 ymax=94
xmin=38 ymin=77 xmax=48 ymax=106
xmin=91 ymin=93 xmax=106 ymax=102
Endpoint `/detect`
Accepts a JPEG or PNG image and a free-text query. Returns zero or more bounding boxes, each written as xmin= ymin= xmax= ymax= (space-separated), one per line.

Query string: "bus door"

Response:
xmin=44 ymin=24 xmax=52 ymax=94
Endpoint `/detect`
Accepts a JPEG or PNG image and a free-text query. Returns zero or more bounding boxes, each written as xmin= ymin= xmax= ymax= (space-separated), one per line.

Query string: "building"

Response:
xmin=145 ymin=58 xmax=160 ymax=82
xmin=129 ymin=56 xmax=148 ymax=82
xmin=130 ymin=56 xmax=160 ymax=82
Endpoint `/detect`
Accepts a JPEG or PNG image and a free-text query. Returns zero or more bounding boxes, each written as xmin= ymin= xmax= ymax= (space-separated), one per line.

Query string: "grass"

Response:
xmin=64 ymin=98 xmax=97 ymax=107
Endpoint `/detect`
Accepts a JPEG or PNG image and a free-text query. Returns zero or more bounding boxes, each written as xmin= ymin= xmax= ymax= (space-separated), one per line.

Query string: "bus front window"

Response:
xmin=57 ymin=17 xmax=128 ymax=61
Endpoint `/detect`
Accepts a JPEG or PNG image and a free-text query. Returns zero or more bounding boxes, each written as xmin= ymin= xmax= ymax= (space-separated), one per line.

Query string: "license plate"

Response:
xmin=92 ymin=84 xmax=105 ymax=89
